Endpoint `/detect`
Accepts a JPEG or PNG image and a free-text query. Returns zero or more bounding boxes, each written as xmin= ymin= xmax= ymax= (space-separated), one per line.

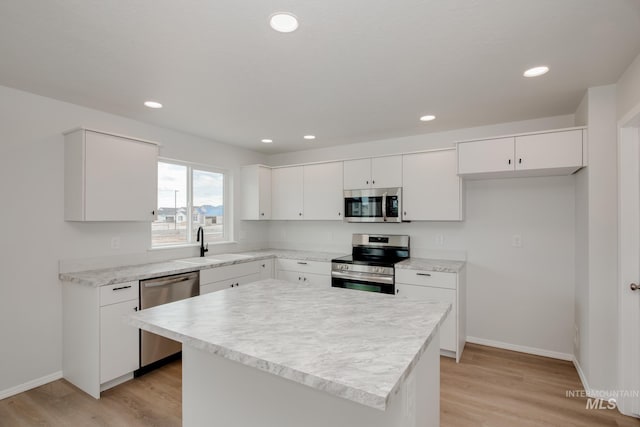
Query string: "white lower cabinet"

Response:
xmin=276 ymin=259 xmax=331 ymax=287
xmin=200 ymin=260 xmax=272 ymax=295
xmin=62 ymin=280 xmax=140 ymax=398
xmin=395 ymin=268 xmax=466 ymax=362
xmin=100 ymin=299 xmax=139 ymax=383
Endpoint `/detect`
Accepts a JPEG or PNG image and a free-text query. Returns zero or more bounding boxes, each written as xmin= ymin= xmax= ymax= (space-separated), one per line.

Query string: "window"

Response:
xmin=152 ymin=160 xmax=227 ymax=247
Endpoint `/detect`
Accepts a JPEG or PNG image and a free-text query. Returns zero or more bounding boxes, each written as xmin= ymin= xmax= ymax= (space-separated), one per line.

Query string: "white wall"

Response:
xmin=0 ymin=85 xmax=268 ymax=395
xmin=572 ymin=85 xmax=619 ymax=394
xmin=267 ymin=115 xmax=578 ymax=357
xmin=618 ymin=52 xmax=640 ymax=121
xmin=268 ymin=115 xmax=574 ymax=166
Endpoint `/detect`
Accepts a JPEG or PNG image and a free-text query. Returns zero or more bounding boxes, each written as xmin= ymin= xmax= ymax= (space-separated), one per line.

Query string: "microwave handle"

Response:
xmin=382 ymin=192 xmax=387 ymax=222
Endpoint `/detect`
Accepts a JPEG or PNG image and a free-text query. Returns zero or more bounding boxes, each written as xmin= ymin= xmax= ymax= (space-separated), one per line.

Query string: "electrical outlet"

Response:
xmin=110 ymin=236 xmax=121 ymax=250
xmin=436 ymin=234 xmax=445 ymax=247
xmin=512 ymin=234 xmax=522 ymax=248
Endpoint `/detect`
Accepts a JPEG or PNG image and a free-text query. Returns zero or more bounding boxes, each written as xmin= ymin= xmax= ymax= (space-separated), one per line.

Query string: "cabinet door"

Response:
xmin=371 ymin=156 xmax=403 ymax=188
xmin=395 ymin=284 xmax=456 ymax=352
xmin=457 ymin=137 xmax=515 ymax=175
xmin=258 ymin=166 xmax=272 ymax=219
xmin=515 ymin=129 xmax=583 ymax=172
xmin=241 ymin=165 xmax=271 ymax=220
xmin=271 ymin=166 xmax=304 ymax=220
xmin=100 ymin=300 xmax=140 ymax=383
xmin=303 ymin=162 xmax=344 ymax=220
xmin=259 ymin=259 xmax=274 ymax=280
xmin=402 ymin=150 xmax=462 ymax=221
xmin=343 ymin=158 xmax=371 ymax=190
xmin=277 ymin=270 xmax=303 ymax=284
xmin=304 ymin=273 xmax=332 ymax=287
xmin=85 ymin=131 xmax=157 ymax=221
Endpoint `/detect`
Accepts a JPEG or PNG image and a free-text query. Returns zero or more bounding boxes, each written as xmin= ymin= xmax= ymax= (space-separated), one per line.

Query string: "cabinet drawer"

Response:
xmin=277 ymin=259 xmax=330 ymax=275
xmin=100 ymin=281 xmax=139 ymax=306
xmin=201 ymin=261 xmax=261 ymax=284
xmin=395 ymin=270 xmax=456 ymax=289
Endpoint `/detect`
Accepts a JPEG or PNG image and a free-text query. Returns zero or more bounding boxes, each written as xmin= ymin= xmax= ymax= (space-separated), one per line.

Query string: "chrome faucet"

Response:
xmin=196 ymin=226 xmax=208 ymax=257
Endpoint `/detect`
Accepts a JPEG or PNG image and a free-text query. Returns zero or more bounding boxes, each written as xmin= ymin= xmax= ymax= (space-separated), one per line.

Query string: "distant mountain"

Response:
xmin=197 ymin=205 xmax=224 ymax=216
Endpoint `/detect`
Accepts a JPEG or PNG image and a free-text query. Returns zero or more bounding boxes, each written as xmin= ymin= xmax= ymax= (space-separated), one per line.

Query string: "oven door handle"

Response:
xmin=331 ymin=270 xmax=394 ymax=285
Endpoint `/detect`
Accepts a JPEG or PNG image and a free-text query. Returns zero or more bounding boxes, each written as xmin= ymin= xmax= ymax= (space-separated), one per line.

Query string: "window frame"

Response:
xmin=152 ymin=157 xmax=231 ymax=248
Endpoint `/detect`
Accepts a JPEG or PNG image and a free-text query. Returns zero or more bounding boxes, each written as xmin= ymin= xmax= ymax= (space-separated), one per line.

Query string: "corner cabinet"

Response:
xmin=457 ymin=128 xmax=585 ymax=179
xmin=402 ymin=149 xmax=463 ymax=221
xmin=241 ymin=165 xmax=272 ymax=220
xmin=64 ymin=129 xmax=158 ymax=221
xmin=395 ymin=267 xmax=466 ymax=362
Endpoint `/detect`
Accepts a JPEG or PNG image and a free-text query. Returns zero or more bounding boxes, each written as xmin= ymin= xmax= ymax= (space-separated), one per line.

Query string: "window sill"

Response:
xmin=148 ymin=241 xmax=238 ymax=251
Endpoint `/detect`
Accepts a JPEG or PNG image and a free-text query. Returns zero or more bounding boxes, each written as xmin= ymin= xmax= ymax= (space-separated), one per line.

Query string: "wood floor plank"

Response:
xmin=1 ymin=344 xmax=639 ymax=426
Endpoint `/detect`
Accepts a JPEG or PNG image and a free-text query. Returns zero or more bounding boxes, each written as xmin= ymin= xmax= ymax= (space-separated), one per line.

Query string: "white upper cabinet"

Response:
xmin=343 ymin=156 xmax=402 ymax=189
xmin=402 ymin=149 xmax=463 ymax=221
xmin=241 ymin=165 xmax=271 ymax=220
xmin=457 ymin=128 xmax=585 ymax=179
xmin=64 ymin=129 xmax=158 ymax=221
xmin=457 ymin=137 xmax=515 ymax=176
xmin=515 ymin=129 xmax=583 ymax=172
xmin=303 ymin=162 xmax=344 ymax=220
xmin=271 ymin=166 xmax=304 ymax=220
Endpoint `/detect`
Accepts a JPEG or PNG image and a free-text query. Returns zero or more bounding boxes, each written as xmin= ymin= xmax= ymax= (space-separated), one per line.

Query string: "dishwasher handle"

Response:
xmin=143 ymin=275 xmax=193 ymax=288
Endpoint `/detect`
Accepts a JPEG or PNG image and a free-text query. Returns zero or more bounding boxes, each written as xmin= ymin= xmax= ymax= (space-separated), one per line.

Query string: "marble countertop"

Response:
xmin=395 ymin=258 xmax=465 ymax=273
xmin=59 ymin=249 xmax=465 ymax=287
xmin=126 ymin=279 xmax=450 ymax=410
xmin=59 ymin=249 xmax=342 ymax=287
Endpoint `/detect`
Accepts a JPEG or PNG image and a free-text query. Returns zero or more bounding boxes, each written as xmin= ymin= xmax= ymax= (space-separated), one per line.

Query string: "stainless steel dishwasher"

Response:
xmin=139 ymin=271 xmax=199 ymax=369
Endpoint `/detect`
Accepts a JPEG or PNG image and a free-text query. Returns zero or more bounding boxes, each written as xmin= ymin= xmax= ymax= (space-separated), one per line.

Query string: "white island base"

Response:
xmin=182 ymin=331 xmax=440 ymax=427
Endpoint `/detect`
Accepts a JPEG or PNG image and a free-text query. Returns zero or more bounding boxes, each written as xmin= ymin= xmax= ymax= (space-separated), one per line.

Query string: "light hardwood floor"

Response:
xmin=1 ymin=344 xmax=639 ymax=426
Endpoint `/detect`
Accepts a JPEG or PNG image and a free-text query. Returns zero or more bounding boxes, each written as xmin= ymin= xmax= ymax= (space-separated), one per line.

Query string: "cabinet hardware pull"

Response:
xmin=262 ymin=264 xmax=266 ymax=268
xmin=297 ymin=261 xmax=308 ymax=265
xmin=298 ymin=277 xmax=302 ymax=281
xmin=508 ymin=159 xmax=511 ymax=165
xmin=416 ymin=273 xmax=432 ymax=277
xmin=372 ymin=180 xmax=375 ymax=184
xmin=338 ymin=212 xmax=341 ymax=216
xmin=299 ymin=212 xmax=303 ymax=216
xmin=518 ymin=158 xmax=522 ymax=164
xmin=113 ymin=285 xmax=132 ymax=291
xmin=396 ymin=289 xmax=399 ymax=294
xmin=261 ymin=212 xmax=264 ymax=216
xmin=134 ymin=307 xmax=138 ymax=312
xmin=303 ymin=277 xmax=307 ymax=281
xmin=631 ymin=283 xmax=639 ymax=291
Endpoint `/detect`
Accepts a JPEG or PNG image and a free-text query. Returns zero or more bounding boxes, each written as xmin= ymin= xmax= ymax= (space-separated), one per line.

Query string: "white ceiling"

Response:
xmin=1 ymin=1 xmax=639 ymax=154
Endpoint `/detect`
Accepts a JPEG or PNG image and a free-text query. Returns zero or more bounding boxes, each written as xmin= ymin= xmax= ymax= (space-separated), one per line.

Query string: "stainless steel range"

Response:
xmin=331 ymin=234 xmax=409 ymax=294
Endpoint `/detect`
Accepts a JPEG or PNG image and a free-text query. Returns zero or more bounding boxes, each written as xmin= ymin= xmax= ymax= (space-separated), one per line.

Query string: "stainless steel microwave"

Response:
xmin=343 ymin=188 xmax=402 ymax=223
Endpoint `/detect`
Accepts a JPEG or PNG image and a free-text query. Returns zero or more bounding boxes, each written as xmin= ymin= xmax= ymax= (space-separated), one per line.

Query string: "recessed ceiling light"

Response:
xmin=523 ymin=66 xmax=549 ymax=78
xmin=144 ymin=101 xmax=163 ymax=109
xmin=303 ymin=135 xmax=316 ymax=140
xmin=419 ymin=115 xmax=436 ymax=122
xmin=269 ymin=13 xmax=299 ymax=33
xmin=261 ymin=139 xmax=273 ymax=144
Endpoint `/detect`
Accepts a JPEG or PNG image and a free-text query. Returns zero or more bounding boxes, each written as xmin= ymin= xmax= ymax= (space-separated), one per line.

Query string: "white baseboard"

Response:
xmin=0 ymin=371 xmax=63 ymax=401
xmin=466 ymin=336 xmax=573 ymax=361
xmin=572 ymin=357 xmax=592 ymax=397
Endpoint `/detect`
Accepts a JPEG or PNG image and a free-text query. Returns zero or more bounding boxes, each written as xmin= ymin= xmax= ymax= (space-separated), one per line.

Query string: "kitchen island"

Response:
xmin=127 ymin=279 xmax=450 ymax=427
